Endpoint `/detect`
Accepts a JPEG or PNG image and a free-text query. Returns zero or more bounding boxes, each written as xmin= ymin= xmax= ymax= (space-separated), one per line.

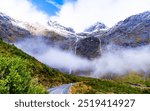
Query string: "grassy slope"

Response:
xmin=0 ymin=39 xmax=150 ymax=94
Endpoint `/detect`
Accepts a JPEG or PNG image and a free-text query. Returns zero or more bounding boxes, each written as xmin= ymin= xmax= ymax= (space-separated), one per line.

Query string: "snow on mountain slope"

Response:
xmin=100 ymin=11 xmax=150 ymax=47
xmin=0 ymin=12 xmax=27 ymax=30
xmin=0 ymin=12 xmax=83 ymax=53
xmin=0 ymin=12 xmax=15 ymax=23
xmin=2 ymin=10 xmax=150 ymax=57
xmin=48 ymin=20 xmax=75 ymax=33
xmin=0 ymin=11 xmax=82 ymax=40
xmin=84 ymin=22 xmax=107 ymax=33
xmin=15 ymin=20 xmax=78 ymax=38
xmin=46 ymin=20 xmax=77 ymax=38
xmin=77 ymin=22 xmax=108 ymax=38
xmin=0 ymin=12 xmax=31 ymax=42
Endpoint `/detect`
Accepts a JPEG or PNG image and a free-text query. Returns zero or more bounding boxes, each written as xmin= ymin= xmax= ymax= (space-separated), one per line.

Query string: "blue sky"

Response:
xmin=31 ymin=0 xmax=64 ymax=15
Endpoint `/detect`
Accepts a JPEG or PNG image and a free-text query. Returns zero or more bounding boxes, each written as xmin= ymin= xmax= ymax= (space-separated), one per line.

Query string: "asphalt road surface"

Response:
xmin=48 ymin=83 xmax=73 ymax=94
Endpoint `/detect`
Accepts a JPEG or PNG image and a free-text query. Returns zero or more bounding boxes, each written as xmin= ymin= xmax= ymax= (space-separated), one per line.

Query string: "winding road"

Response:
xmin=48 ymin=83 xmax=73 ymax=94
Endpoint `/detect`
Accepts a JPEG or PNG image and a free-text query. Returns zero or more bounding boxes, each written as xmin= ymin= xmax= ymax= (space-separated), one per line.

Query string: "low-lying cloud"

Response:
xmin=93 ymin=45 xmax=150 ymax=77
xmin=15 ymin=38 xmax=150 ymax=78
xmin=15 ymin=37 xmax=91 ymax=73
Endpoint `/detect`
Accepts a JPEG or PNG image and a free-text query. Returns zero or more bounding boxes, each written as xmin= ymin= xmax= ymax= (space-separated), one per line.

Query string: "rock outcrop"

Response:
xmin=76 ymin=37 xmax=101 ymax=59
xmin=100 ymin=11 xmax=150 ymax=47
xmin=0 ymin=12 xmax=31 ymax=43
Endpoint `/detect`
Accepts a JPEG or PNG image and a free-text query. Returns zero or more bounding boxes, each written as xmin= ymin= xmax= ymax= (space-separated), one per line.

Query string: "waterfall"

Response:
xmin=69 ymin=68 xmax=72 ymax=74
xmin=68 ymin=37 xmax=72 ymax=74
xmin=68 ymin=36 xmax=79 ymax=74
xmin=75 ymin=37 xmax=79 ymax=55
xmin=99 ymin=38 xmax=102 ymax=54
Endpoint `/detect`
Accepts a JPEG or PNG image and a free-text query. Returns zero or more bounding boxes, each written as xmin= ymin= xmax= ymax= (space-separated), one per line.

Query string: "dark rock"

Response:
xmin=76 ymin=37 xmax=101 ymax=59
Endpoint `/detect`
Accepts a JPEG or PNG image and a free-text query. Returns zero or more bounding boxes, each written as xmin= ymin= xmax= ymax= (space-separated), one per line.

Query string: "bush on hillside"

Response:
xmin=0 ymin=56 xmax=47 ymax=94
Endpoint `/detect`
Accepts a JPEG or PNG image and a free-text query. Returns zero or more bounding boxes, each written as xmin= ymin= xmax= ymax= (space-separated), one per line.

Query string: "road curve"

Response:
xmin=48 ymin=83 xmax=73 ymax=94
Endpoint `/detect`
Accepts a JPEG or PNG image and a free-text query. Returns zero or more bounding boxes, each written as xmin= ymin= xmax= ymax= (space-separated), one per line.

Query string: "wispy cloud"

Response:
xmin=46 ymin=0 xmax=61 ymax=9
xmin=16 ymin=38 xmax=150 ymax=78
xmin=51 ymin=0 xmax=150 ymax=32
xmin=0 ymin=0 xmax=49 ymax=25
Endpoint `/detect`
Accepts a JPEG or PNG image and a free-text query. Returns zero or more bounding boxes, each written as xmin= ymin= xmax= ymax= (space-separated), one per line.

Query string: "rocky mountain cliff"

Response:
xmin=0 ymin=12 xmax=101 ymax=59
xmin=99 ymin=11 xmax=150 ymax=47
xmin=0 ymin=12 xmax=31 ymax=42
xmin=76 ymin=37 xmax=101 ymax=59
xmin=1 ymin=11 xmax=150 ymax=59
xmin=0 ymin=12 xmax=77 ymax=49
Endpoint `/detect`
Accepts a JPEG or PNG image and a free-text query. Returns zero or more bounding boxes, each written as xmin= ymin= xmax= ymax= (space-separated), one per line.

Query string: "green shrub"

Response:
xmin=122 ymin=72 xmax=144 ymax=84
xmin=0 ymin=56 xmax=47 ymax=94
xmin=0 ymin=80 xmax=9 ymax=94
xmin=27 ymin=78 xmax=48 ymax=94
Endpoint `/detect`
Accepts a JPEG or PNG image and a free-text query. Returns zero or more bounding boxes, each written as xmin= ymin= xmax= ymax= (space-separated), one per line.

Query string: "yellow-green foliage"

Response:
xmin=122 ymin=72 xmax=144 ymax=84
xmin=0 ymin=56 xmax=47 ymax=94
xmin=71 ymin=82 xmax=92 ymax=94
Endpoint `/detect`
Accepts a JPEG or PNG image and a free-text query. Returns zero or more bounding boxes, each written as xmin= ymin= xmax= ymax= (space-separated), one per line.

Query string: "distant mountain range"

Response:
xmin=0 ymin=11 xmax=150 ymax=58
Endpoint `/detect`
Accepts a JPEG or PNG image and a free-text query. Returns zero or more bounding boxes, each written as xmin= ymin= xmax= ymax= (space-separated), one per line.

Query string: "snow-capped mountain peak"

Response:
xmin=48 ymin=20 xmax=75 ymax=33
xmin=0 ymin=11 xmax=80 ymax=41
xmin=84 ymin=22 xmax=107 ymax=32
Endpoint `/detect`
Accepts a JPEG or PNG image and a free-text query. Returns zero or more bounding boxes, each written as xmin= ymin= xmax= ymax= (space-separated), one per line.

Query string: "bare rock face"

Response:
xmin=76 ymin=37 xmax=101 ymax=59
xmin=0 ymin=12 xmax=78 ymax=50
xmin=1 ymin=11 xmax=150 ymax=60
xmin=0 ymin=12 xmax=31 ymax=43
xmin=101 ymin=11 xmax=150 ymax=47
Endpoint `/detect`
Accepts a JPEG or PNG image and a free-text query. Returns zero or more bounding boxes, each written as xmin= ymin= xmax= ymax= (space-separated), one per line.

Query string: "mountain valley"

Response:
xmin=1 ymin=11 xmax=150 ymax=94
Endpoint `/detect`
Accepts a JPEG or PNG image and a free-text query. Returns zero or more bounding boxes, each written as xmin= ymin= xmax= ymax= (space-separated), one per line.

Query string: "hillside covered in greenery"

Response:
xmin=0 ymin=39 xmax=150 ymax=94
